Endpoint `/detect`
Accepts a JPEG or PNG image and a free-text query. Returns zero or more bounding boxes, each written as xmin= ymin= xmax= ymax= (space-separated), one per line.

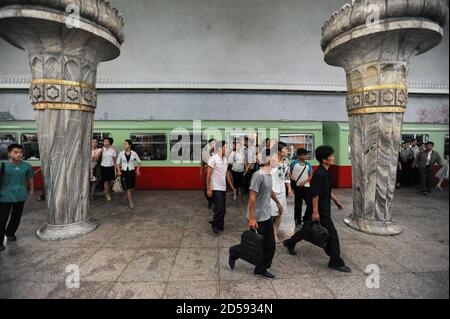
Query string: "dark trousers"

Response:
xmin=0 ymin=202 xmax=25 ymax=246
xmin=400 ymin=160 xmax=413 ymax=186
xmin=420 ymin=165 xmax=433 ymax=192
xmin=212 ymin=191 xmax=226 ymax=230
xmin=294 ymin=186 xmax=311 ymax=226
xmin=231 ymin=171 xmax=244 ymax=190
xmin=243 ymin=169 xmax=254 ymax=194
xmin=285 ymin=216 xmax=345 ymax=267
xmin=203 ymin=171 xmax=213 ymax=207
xmin=229 ymin=219 xmax=276 ymax=273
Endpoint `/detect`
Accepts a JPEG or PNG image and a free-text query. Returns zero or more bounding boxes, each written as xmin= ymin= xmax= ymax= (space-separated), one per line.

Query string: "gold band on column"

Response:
xmin=32 ymin=103 xmax=95 ymax=113
xmin=348 ymin=106 xmax=406 ymax=116
xmin=347 ymin=84 xmax=407 ymax=95
xmin=31 ymin=79 xmax=96 ymax=91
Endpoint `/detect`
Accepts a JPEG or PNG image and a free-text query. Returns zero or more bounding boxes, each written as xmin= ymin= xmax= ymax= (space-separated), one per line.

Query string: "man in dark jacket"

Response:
xmin=283 ymin=145 xmax=351 ymax=273
xmin=413 ymin=141 xmax=443 ymax=195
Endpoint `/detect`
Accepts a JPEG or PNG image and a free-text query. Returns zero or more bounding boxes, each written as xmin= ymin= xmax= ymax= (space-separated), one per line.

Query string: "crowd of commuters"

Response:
xmin=0 ymin=135 xmax=447 ymax=263
xmin=397 ymin=139 xmax=447 ymax=195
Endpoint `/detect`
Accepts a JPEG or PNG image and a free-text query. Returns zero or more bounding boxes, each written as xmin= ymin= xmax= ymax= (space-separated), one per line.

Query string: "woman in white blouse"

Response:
xmin=116 ymin=139 xmax=141 ymax=208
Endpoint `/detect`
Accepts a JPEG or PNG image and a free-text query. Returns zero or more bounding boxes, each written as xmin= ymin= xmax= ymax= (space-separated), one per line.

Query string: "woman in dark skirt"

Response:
xmin=100 ymin=137 xmax=117 ymax=201
xmin=116 ymin=139 xmax=141 ymax=209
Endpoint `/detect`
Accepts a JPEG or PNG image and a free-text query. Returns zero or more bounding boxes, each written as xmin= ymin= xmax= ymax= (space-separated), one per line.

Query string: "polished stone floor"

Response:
xmin=0 ymin=187 xmax=448 ymax=299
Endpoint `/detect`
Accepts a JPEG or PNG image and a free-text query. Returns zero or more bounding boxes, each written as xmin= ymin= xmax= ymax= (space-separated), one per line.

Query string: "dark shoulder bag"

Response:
xmin=293 ymin=165 xmax=308 ymax=189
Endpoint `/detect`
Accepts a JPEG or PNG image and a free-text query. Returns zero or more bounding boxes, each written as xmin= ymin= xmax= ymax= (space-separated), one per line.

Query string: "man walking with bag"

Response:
xmin=283 ymin=145 xmax=351 ymax=273
xmin=228 ymin=146 xmax=284 ymax=279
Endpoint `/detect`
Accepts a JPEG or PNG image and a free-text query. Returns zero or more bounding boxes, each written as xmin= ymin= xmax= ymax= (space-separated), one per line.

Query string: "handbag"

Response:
xmin=239 ymin=228 xmax=265 ymax=266
xmin=112 ymin=176 xmax=124 ymax=193
xmin=301 ymin=221 xmax=329 ymax=248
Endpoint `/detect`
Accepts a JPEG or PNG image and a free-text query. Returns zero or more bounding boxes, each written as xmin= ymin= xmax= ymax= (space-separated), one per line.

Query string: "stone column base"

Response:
xmin=36 ymin=217 xmax=99 ymax=241
xmin=344 ymin=215 xmax=401 ymax=236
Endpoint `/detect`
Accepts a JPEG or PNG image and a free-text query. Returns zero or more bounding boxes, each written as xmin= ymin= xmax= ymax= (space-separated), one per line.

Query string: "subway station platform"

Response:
xmin=0 ymin=188 xmax=448 ymax=299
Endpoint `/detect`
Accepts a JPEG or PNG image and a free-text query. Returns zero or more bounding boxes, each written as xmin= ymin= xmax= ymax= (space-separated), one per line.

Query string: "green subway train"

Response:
xmin=0 ymin=120 xmax=448 ymax=189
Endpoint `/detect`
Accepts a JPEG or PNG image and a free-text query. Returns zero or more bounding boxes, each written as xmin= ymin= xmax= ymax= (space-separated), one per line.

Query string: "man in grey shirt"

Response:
xmin=228 ymin=147 xmax=283 ymax=279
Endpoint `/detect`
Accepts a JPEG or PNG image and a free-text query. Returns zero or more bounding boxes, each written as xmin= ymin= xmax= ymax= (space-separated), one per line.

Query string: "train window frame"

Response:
xmin=169 ymin=132 xmax=207 ymax=162
xmin=21 ymin=133 xmax=40 ymax=161
xmin=0 ymin=133 xmax=18 ymax=161
xmin=401 ymin=134 xmax=429 ymax=144
xmin=279 ymin=133 xmax=315 ymax=160
xmin=92 ymin=132 xmax=111 ymax=148
xmin=130 ymin=132 xmax=167 ymax=161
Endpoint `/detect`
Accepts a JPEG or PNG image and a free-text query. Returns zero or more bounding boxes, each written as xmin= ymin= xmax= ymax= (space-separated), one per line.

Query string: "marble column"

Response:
xmin=0 ymin=0 xmax=125 ymax=240
xmin=321 ymin=0 xmax=447 ymax=235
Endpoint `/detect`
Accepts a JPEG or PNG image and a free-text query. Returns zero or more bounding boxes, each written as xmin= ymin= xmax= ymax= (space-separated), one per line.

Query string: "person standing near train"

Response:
xmin=201 ymin=138 xmax=216 ymax=209
xmin=100 ymin=137 xmax=117 ymax=202
xmin=90 ymin=137 xmax=102 ymax=201
xmin=243 ymin=136 xmax=257 ymax=194
xmin=271 ymin=142 xmax=293 ymax=243
xmin=413 ymin=141 xmax=443 ymax=195
xmin=207 ymin=140 xmax=235 ymax=236
xmin=290 ymin=148 xmax=313 ymax=229
xmin=0 ymin=144 xmax=35 ymax=252
xmin=228 ymin=141 xmax=245 ymax=200
xmin=116 ymin=139 xmax=141 ymax=209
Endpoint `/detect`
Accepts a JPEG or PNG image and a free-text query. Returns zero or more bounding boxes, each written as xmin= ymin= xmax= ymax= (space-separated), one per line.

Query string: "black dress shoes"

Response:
xmin=282 ymin=240 xmax=297 ymax=255
xmin=328 ymin=264 xmax=352 ymax=273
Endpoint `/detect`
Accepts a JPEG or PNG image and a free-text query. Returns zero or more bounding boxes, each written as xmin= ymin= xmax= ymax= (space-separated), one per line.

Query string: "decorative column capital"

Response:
xmin=320 ymin=0 xmax=447 ymax=236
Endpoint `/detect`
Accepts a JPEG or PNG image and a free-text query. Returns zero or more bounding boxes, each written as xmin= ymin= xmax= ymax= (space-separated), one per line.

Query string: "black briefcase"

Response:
xmin=239 ymin=229 xmax=264 ymax=266
xmin=302 ymin=221 xmax=329 ymax=248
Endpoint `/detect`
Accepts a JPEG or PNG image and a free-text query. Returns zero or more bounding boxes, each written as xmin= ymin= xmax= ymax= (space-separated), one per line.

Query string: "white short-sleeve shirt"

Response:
xmin=101 ymin=147 xmax=117 ymax=167
xmin=208 ymin=153 xmax=228 ymax=191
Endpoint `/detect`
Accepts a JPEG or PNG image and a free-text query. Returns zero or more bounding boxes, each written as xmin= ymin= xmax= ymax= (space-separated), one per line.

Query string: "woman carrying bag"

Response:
xmin=116 ymin=139 xmax=141 ymax=209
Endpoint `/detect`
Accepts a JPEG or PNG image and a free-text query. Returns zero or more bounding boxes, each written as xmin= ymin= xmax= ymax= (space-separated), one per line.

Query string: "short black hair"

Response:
xmin=208 ymin=138 xmax=215 ymax=144
xmin=103 ymin=137 xmax=113 ymax=144
xmin=215 ymin=140 xmax=227 ymax=150
xmin=296 ymin=148 xmax=308 ymax=156
xmin=7 ymin=143 xmax=23 ymax=152
xmin=315 ymin=145 xmax=334 ymax=163
xmin=426 ymin=141 xmax=434 ymax=146
xmin=278 ymin=142 xmax=287 ymax=152
xmin=125 ymin=139 xmax=133 ymax=146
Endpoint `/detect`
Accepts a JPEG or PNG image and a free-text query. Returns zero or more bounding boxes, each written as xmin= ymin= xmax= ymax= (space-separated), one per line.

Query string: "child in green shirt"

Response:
xmin=0 ymin=144 xmax=35 ymax=252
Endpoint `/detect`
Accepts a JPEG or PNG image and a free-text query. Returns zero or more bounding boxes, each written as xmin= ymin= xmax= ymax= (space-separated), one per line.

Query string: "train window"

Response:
xmin=92 ymin=132 xmax=111 ymax=148
xmin=170 ymin=133 xmax=206 ymax=162
xmin=131 ymin=133 xmax=167 ymax=161
xmin=0 ymin=133 xmax=17 ymax=160
xmin=445 ymin=135 xmax=449 ymax=158
xmin=401 ymin=134 xmax=429 ymax=144
xmin=279 ymin=134 xmax=314 ymax=160
xmin=21 ymin=133 xmax=40 ymax=160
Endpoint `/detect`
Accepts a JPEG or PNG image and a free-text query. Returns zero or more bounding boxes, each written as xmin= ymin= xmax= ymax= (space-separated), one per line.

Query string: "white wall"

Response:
xmin=0 ymin=0 xmax=448 ymax=122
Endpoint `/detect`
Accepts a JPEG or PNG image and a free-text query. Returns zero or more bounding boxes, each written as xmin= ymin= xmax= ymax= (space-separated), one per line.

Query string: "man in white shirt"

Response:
xmin=290 ymin=148 xmax=313 ymax=228
xmin=207 ymin=141 xmax=235 ymax=236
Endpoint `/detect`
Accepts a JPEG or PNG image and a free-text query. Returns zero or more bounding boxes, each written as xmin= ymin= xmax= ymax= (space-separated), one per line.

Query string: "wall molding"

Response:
xmin=0 ymin=75 xmax=448 ymax=94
